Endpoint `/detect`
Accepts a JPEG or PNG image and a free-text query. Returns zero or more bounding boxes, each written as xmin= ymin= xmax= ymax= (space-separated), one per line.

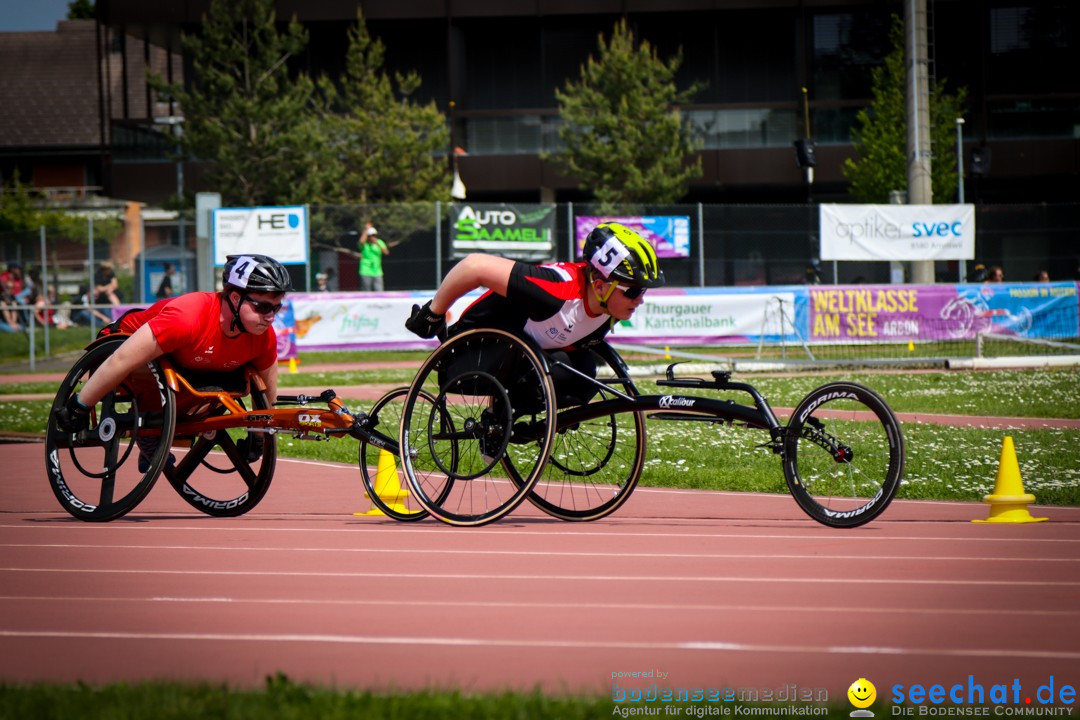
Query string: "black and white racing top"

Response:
xmin=451 ymin=261 xmax=613 ymax=350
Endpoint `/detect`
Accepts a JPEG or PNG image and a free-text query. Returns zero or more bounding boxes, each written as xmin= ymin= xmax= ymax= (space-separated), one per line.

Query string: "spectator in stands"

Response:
xmin=0 ymin=265 xmax=22 ymax=331
xmin=71 ymin=285 xmax=113 ymax=326
xmin=1033 ymin=270 xmax=1050 ymax=282
xmin=155 ymin=263 xmax=176 ymax=300
xmin=93 ymin=261 xmax=121 ymax=305
xmin=985 ymin=265 xmax=1004 ymax=282
xmin=967 ymin=263 xmax=988 ymax=283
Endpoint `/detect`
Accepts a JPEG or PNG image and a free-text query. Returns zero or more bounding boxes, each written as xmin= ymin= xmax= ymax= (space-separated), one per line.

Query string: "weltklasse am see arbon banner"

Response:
xmin=282 ymin=283 xmax=1078 ymax=350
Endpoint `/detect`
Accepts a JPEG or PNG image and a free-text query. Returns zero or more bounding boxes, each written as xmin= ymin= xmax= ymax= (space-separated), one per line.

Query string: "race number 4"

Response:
xmin=226 ymin=256 xmax=258 ymax=288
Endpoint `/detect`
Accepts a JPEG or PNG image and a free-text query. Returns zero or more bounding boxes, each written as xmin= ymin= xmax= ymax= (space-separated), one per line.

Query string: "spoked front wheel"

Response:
xmin=783 ymin=381 xmax=905 ymax=528
xmin=524 ymin=345 xmax=647 ymax=521
xmin=399 ymin=329 xmax=557 ymax=526
xmin=360 ymin=386 xmax=452 ymax=521
xmin=45 ymin=335 xmax=177 ymax=521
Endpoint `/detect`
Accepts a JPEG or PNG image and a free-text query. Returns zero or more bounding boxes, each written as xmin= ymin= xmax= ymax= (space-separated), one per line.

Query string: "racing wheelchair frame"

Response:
xmin=45 ymin=333 xmax=412 ymax=522
xmin=392 ymin=328 xmax=906 ymax=528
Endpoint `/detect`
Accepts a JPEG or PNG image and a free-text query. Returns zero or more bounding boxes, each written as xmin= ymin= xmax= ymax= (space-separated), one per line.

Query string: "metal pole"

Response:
xmin=906 ymin=0 xmax=934 ymax=284
xmin=40 ymin=225 xmax=49 ymax=355
xmin=697 ymin=202 xmax=705 ymax=287
xmin=567 ymin=202 xmax=575 ymax=260
xmin=28 ymin=301 xmax=36 ymax=371
xmin=304 ymin=203 xmax=311 ymax=291
xmin=88 ymin=216 xmax=96 ymax=337
xmin=434 ymin=201 xmax=442 ymax=286
xmin=956 ymin=117 xmax=966 ymax=282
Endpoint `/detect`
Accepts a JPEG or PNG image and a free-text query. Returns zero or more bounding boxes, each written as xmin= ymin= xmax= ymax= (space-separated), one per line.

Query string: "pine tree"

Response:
xmin=152 ymin=0 xmax=320 ymax=206
xmin=554 ymin=19 xmax=703 ymax=205
xmin=316 ymin=10 xmax=450 ymax=203
xmin=843 ymin=15 xmax=967 ymax=203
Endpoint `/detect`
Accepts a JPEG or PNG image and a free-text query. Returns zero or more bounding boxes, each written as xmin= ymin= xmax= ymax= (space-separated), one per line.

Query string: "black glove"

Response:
xmin=405 ymin=301 xmax=446 ymax=339
xmin=236 ymin=433 xmax=265 ymax=463
xmin=55 ymin=394 xmax=91 ymax=433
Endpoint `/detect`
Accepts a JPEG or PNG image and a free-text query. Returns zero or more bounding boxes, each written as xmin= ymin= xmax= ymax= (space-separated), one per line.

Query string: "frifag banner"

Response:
xmin=819 ymin=204 xmax=975 ymax=261
xmin=450 ymin=203 xmax=556 ymax=260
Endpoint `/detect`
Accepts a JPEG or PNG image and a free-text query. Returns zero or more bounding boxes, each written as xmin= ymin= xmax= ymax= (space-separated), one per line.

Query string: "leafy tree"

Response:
xmin=843 ymin=15 xmax=968 ymax=203
xmin=315 ymin=10 xmax=450 ymax=204
xmin=0 ymin=173 xmax=120 ymax=244
xmin=66 ymin=0 xmax=95 ymax=20
xmin=151 ymin=0 xmax=321 ymax=206
xmin=554 ymin=19 xmax=703 ymax=205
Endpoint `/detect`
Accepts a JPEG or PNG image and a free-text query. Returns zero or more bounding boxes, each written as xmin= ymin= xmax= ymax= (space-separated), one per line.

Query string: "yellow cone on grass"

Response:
xmin=287 ymin=357 xmax=298 ymax=374
xmin=972 ymin=436 xmax=1048 ymax=523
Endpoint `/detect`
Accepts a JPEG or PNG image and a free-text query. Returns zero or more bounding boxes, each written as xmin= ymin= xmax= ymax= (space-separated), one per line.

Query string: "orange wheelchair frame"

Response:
xmin=45 ymin=334 xmax=400 ymax=521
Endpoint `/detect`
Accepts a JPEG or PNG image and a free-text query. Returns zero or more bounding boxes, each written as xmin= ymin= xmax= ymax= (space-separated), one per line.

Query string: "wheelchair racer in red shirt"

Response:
xmin=54 ymin=254 xmax=293 ymax=468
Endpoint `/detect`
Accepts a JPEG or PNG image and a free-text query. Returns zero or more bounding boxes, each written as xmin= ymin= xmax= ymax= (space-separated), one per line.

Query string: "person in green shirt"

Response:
xmin=358 ymin=223 xmax=389 ymax=291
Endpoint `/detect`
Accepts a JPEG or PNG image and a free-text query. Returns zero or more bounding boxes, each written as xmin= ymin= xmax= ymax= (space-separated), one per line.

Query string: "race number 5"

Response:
xmin=590 ymin=238 xmax=629 ymax=279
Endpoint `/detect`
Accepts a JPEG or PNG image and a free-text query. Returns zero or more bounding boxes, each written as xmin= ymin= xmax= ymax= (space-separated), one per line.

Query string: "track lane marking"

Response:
xmin=2 ymin=629 xmax=1078 ymax=660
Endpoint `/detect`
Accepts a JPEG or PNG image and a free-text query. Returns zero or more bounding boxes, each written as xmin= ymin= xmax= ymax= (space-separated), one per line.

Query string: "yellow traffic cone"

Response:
xmin=287 ymin=357 xmax=298 ymax=374
xmin=907 ymin=340 xmax=915 ymax=352
xmin=355 ymin=449 xmax=411 ymax=516
xmin=664 ymin=346 xmax=672 ymax=360
xmin=972 ymin=436 xmax=1048 ymax=523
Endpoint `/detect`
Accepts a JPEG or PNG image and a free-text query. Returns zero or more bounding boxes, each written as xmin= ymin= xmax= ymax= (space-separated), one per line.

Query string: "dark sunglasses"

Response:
xmin=616 ymin=284 xmax=647 ymax=300
xmin=244 ymin=297 xmax=284 ymax=315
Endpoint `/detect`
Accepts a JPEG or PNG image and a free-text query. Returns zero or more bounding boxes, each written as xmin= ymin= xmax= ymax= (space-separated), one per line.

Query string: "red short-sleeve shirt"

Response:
xmin=118 ymin=292 xmax=277 ymax=372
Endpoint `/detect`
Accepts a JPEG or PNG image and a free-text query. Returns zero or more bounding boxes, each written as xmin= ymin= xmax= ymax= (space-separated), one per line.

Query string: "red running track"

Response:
xmin=1 ymin=440 xmax=1079 ymax=699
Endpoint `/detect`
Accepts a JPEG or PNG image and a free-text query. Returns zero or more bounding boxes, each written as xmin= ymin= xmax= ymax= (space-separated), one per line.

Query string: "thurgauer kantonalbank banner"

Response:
xmin=450 ymin=203 xmax=556 ymax=261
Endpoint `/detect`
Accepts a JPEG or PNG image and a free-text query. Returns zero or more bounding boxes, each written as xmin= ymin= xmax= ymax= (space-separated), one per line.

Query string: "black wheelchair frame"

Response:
xmin=393 ymin=328 xmax=906 ymax=528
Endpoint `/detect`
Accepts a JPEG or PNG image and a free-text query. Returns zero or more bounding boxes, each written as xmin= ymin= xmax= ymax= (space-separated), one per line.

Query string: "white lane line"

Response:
xmin=1 ymin=594 xmax=1077 ymax=617
xmin=1 ymin=567 xmax=1077 ymax=586
xmin=1 ymin=629 xmax=1078 ymax=660
xmin=3 ymin=543 xmax=1078 ymax=563
xmin=1 ymin=524 xmax=1078 ymax=543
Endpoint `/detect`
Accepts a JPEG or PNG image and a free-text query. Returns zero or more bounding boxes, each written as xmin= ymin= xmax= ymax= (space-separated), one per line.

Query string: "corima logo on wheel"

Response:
xmin=798 ymin=391 xmax=857 ymax=423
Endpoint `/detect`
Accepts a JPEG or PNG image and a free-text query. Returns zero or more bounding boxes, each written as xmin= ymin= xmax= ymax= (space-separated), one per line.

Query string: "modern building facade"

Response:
xmin=72 ymin=0 xmax=1078 ymax=206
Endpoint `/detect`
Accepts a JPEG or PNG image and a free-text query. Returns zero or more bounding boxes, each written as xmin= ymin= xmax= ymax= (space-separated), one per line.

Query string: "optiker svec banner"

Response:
xmin=450 ymin=203 xmax=555 ymax=261
xmin=819 ymin=204 xmax=975 ymax=261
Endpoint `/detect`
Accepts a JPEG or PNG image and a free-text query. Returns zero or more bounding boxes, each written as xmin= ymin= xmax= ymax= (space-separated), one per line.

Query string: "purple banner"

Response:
xmin=807 ymin=283 xmax=1078 ymax=342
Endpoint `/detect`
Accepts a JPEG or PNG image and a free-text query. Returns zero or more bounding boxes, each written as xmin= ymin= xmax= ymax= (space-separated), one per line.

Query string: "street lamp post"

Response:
xmin=956 ymin=117 xmax=966 ymax=281
xmin=154 ymin=115 xmax=185 ymax=249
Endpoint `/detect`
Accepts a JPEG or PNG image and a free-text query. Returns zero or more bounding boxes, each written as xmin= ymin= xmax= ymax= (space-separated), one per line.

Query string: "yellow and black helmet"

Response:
xmin=583 ymin=222 xmax=665 ymax=288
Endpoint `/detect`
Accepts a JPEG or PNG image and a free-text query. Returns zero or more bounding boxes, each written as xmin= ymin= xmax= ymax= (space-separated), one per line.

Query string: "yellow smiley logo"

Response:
xmin=848 ymin=678 xmax=877 ymax=709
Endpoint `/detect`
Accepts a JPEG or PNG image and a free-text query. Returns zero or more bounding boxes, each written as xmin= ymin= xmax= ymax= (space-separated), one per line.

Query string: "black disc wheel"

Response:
xmin=45 ymin=335 xmax=176 ymax=521
xmin=360 ymin=386 xmax=453 ymax=521
xmin=523 ymin=345 xmax=647 ymax=521
xmin=783 ymin=381 xmax=905 ymax=528
xmin=165 ymin=385 xmax=277 ymax=516
xmin=399 ymin=329 xmax=557 ymax=526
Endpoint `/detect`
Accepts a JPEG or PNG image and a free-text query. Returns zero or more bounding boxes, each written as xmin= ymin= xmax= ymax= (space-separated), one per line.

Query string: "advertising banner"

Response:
xmin=819 ymin=204 xmax=975 ymax=261
xmin=212 ymin=206 xmax=309 ymax=265
xmin=806 ymin=282 xmax=1078 ymax=342
xmin=575 ymin=216 xmax=691 ymax=258
xmin=272 ymin=300 xmax=298 ymax=361
xmin=611 ymin=289 xmax=802 ymax=344
xmin=450 ymin=203 xmax=556 ymax=260
xmin=285 ymin=282 xmax=1077 ymax=350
